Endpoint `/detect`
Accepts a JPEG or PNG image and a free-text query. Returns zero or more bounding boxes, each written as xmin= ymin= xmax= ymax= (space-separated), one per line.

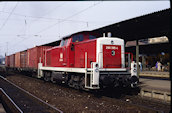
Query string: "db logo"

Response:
xmin=59 ymin=53 xmax=63 ymax=62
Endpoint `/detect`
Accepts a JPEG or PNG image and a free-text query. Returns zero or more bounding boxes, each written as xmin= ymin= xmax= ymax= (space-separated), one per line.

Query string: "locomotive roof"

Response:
xmin=61 ymin=30 xmax=94 ymax=40
xmin=41 ymin=30 xmax=93 ymax=46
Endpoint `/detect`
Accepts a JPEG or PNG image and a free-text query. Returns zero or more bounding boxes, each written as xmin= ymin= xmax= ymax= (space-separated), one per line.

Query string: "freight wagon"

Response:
xmin=5 ymin=46 xmax=52 ymax=75
xmin=9 ymin=54 xmax=15 ymax=68
xmin=5 ymin=56 xmax=10 ymax=67
xmin=20 ymin=50 xmax=27 ymax=68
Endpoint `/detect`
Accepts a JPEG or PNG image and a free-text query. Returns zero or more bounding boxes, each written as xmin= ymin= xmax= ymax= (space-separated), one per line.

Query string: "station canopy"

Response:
xmin=42 ymin=8 xmax=170 ymax=46
xmin=92 ymin=8 xmax=171 ymax=42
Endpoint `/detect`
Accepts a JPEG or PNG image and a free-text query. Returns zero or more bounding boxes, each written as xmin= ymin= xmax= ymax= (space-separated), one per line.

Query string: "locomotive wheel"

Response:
xmin=44 ymin=72 xmax=51 ymax=82
xmin=67 ymin=77 xmax=73 ymax=88
xmin=50 ymin=76 xmax=56 ymax=84
xmin=79 ymin=76 xmax=85 ymax=90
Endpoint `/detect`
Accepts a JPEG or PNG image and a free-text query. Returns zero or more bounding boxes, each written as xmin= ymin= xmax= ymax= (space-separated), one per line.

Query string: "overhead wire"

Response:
xmin=0 ymin=2 xmax=18 ymax=31
xmin=0 ymin=2 xmax=7 ymax=19
xmin=1 ymin=1 xmax=104 ymax=52
xmin=7 ymin=1 xmax=103 ymax=48
xmin=29 ymin=2 xmax=66 ymax=23
xmin=26 ymin=2 xmax=66 ymax=35
xmin=0 ymin=10 xmax=88 ymax=23
xmin=34 ymin=1 xmax=103 ymax=35
xmin=6 ymin=1 xmax=102 ymax=44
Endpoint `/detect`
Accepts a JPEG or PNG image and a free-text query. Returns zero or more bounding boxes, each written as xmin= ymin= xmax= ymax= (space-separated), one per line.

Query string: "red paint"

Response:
xmin=9 ymin=54 xmax=15 ymax=67
xmin=20 ymin=50 xmax=27 ymax=68
xmin=74 ymin=39 xmax=96 ymax=68
xmin=103 ymin=45 xmax=121 ymax=68
xmin=15 ymin=52 xmax=21 ymax=67
xmin=45 ymin=32 xmax=97 ymax=68
xmin=27 ymin=46 xmax=52 ymax=69
xmin=46 ymin=38 xmax=71 ymax=67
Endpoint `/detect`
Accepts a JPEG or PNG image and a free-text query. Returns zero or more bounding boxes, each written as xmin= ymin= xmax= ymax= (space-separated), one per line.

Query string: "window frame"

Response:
xmin=72 ymin=34 xmax=84 ymax=42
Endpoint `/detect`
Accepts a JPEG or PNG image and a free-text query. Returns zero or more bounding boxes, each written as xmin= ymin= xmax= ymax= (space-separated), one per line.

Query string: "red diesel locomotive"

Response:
xmin=37 ymin=31 xmax=139 ymax=90
xmin=5 ymin=31 xmax=138 ymax=90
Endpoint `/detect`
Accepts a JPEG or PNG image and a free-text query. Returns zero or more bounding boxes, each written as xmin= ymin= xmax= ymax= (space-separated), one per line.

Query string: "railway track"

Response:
xmin=0 ymin=73 xmax=171 ymax=113
xmin=0 ymin=88 xmax=23 ymax=113
xmin=0 ymin=75 xmax=63 ymax=113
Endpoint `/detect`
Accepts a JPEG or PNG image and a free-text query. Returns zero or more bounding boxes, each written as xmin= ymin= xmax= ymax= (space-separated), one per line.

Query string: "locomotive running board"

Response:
xmin=39 ymin=67 xmax=87 ymax=73
xmin=39 ymin=66 xmax=127 ymax=73
xmin=38 ymin=65 xmax=127 ymax=76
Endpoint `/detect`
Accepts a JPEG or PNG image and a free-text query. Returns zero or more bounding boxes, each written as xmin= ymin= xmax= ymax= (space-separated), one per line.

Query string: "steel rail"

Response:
xmin=0 ymin=75 xmax=63 ymax=113
xmin=0 ymin=88 xmax=23 ymax=113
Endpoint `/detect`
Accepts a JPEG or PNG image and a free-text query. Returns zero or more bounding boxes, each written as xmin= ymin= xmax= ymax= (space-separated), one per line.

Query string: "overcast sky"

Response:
xmin=0 ymin=1 xmax=170 ymax=57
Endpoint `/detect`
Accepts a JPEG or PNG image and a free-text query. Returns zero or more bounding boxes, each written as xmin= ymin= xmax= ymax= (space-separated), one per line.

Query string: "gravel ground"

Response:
xmin=3 ymin=74 xmax=171 ymax=113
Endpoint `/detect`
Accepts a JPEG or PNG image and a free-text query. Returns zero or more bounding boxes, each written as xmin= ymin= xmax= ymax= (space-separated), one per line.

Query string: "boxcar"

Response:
xmin=15 ymin=52 xmax=21 ymax=68
xmin=9 ymin=54 xmax=15 ymax=68
xmin=20 ymin=50 xmax=27 ymax=68
xmin=27 ymin=46 xmax=52 ymax=69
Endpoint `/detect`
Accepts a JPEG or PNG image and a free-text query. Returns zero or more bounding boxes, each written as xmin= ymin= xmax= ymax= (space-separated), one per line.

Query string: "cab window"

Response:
xmin=60 ymin=40 xmax=65 ymax=47
xmin=60 ymin=39 xmax=68 ymax=47
xmin=64 ymin=39 xmax=68 ymax=45
xmin=72 ymin=34 xmax=84 ymax=42
xmin=89 ymin=35 xmax=96 ymax=39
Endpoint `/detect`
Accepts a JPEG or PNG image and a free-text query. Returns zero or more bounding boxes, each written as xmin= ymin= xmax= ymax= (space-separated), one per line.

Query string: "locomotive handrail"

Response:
xmin=98 ymin=52 xmax=103 ymax=68
xmin=85 ymin=52 xmax=87 ymax=69
xmin=124 ymin=52 xmax=133 ymax=62
xmin=123 ymin=52 xmax=133 ymax=70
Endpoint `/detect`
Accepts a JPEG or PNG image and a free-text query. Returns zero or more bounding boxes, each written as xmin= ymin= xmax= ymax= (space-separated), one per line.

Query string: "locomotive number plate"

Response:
xmin=106 ymin=46 xmax=118 ymax=50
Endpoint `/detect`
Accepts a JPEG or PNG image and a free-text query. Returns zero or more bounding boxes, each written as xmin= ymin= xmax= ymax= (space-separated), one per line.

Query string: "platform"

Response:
xmin=139 ymin=78 xmax=170 ymax=92
xmin=139 ymin=78 xmax=171 ymax=102
xmin=139 ymin=71 xmax=169 ymax=78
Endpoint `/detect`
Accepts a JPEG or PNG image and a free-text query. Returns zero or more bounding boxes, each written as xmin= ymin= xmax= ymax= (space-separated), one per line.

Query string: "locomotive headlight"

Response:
xmin=112 ymin=50 xmax=115 ymax=56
